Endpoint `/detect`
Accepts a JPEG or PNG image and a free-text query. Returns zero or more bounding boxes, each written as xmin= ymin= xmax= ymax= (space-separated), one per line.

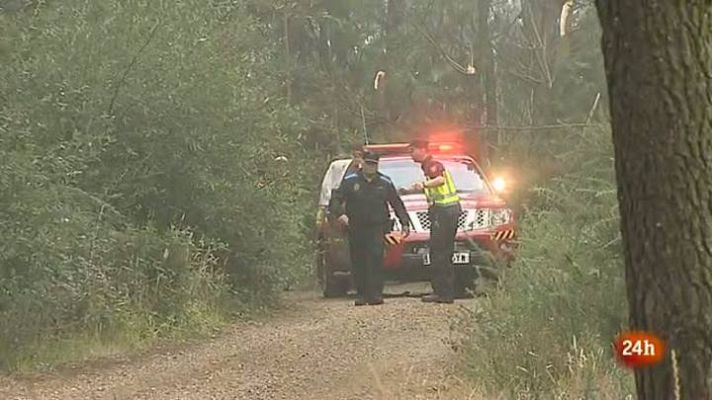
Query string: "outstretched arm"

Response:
xmin=398 ymin=185 xmax=419 ymax=195
xmin=399 ymin=162 xmax=446 ymax=194
xmin=402 ymin=176 xmax=445 ymax=193
xmin=423 ymin=176 xmax=446 ymax=187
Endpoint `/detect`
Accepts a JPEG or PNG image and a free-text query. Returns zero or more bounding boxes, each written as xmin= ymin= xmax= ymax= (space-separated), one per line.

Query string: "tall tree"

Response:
xmin=386 ymin=0 xmax=404 ymax=54
xmin=380 ymin=0 xmax=405 ymax=126
xmin=596 ymin=1 xmax=712 ymax=398
xmin=477 ymin=0 xmax=497 ymax=162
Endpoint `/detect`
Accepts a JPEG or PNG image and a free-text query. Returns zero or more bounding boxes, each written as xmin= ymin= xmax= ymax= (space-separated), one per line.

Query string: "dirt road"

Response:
xmin=0 ymin=283 xmax=481 ymax=400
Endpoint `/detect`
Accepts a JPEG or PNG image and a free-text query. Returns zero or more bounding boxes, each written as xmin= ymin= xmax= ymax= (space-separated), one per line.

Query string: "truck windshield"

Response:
xmin=379 ymin=158 xmax=489 ymax=193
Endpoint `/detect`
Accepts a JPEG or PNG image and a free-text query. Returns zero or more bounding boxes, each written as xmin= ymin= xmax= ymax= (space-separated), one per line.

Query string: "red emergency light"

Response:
xmin=363 ymin=141 xmax=465 ymax=156
xmin=363 ymin=143 xmax=410 ymax=155
xmin=431 ymin=142 xmax=459 ymax=153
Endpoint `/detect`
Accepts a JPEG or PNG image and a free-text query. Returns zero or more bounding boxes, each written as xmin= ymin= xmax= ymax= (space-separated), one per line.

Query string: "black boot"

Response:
xmin=368 ymin=296 xmax=384 ymax=305
xmin=437 ymin=296 xmax=454 ymax=304
xmin=422 ymin=293 xmax=439 ymax=303
xmin=421 ymin=294 xmax=454 ymax=304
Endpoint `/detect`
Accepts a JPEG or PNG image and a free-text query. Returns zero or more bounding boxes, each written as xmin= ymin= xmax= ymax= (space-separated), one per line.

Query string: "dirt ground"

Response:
xmin=0 ymin=283 xmax=485 ymax=400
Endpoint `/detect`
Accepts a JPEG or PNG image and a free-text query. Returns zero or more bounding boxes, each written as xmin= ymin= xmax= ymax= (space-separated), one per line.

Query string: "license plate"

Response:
xmin=423 ymin=252 xmax=470 ymax=266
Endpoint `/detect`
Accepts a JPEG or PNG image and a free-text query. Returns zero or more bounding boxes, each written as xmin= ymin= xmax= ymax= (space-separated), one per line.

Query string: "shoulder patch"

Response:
xmin=378 ymin=174 xmax=393 ymax=184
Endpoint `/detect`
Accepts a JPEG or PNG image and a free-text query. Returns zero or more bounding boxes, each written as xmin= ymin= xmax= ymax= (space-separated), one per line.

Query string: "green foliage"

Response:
xmin=1 ymin=5 xmax=633 ymax=397
xmin=466 ymin=127 xmax=633 ymax=398
xmin=0 ymin=0 xmax=317 ymax=369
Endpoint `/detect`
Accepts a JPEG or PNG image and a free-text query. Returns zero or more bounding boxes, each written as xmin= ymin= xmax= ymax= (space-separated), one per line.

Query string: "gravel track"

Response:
xmin=0 ymin=283 xmax=480 ymax=400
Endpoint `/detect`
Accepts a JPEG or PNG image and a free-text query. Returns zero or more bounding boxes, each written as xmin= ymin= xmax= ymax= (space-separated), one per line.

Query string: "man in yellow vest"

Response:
xmin=403 ymin=139 xmax=461 ymax=303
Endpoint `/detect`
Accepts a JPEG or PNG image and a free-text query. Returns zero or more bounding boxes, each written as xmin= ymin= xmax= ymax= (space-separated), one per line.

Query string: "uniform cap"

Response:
xmin=363 ymin=152 xmax=380 ymax=164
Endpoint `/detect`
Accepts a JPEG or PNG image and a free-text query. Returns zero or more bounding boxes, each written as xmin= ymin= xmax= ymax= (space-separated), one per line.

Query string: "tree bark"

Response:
xmin=386 ymin=0 xmax=404 ymax=50
xmin=520 ymin=0 xmax=566 ymax=125
xmin=595 ymin=1 xmax=712 ymax=399
xmin=283 ymin=12 xmax=292 ymax=105
xmin=382 ymin=0 xmax=405 ymax=126
xmin=477 ymin=0 xmax=497 ymax=163
xmin=477 ymin=0 xmax=496 ymax=127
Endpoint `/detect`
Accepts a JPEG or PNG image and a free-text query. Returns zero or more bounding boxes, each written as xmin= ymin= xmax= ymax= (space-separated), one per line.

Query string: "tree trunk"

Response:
xmin=595 ymin=1 xmax=712 ymax=399
xmin=382 ymin=0 xmax=404 ymax=127
xmin=283 ymin=12 xmax=292 ymax=105
xmin=477 ymin=0 xmax=497 ymax=163
xmin=386 ymin=0 xmax=404 ymax=51
xmin=477 ymin=0 xmax=496 ymax=128
xmin=520 ymin=0 xmax=565 ymax=125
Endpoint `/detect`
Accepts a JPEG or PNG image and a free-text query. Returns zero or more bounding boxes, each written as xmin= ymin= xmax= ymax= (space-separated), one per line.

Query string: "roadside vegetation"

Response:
xmin=465 ymin=127 xmax=633 ymax=398
xmin=452 ymin=3 xmax=636 ymax=397
xmin=0 ymin=1 xmax=635 ymax=397
xmin=0 ymin=1 xmax=319 ymax=370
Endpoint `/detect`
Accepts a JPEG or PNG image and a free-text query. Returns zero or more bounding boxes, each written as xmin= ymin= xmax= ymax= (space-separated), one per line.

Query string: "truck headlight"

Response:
xmin=492 ymin=177 xmax=506 ymax=192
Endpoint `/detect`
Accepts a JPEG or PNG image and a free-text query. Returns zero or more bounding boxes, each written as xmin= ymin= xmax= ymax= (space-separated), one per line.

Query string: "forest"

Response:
xmin=2 ymin=1 xmax=710 ymax=399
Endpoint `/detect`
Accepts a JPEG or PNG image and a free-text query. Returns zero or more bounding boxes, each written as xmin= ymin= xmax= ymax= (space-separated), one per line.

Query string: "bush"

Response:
xmin=0 ymin=1 xmax=318 ymax=369
xmin=466 ymin=127 xmax=635 ymax=398
xmin=0 ymin=185 xmax=231 ymax=369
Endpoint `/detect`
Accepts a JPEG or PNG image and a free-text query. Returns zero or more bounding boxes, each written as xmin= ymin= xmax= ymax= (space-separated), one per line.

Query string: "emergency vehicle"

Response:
xmin=315 ymin=141 xmax=516 ymax=298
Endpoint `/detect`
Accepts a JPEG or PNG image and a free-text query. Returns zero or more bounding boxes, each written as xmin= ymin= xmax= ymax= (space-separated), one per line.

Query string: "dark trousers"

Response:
xmin=429 ymin=204 xmax=461 ymax=299
xmin=348 ymin=225 xmax=385 ymax=301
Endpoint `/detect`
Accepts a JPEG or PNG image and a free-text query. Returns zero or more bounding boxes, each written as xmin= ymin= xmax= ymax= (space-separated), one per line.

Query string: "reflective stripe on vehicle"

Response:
xmin=492 ymin=230 xmax=516 ymax=241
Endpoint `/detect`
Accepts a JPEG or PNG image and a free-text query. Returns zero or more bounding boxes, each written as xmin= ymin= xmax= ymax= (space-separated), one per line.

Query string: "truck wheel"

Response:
xmin=317 ymin=248 xmax=348 ymax=298
xmin=322 ymin=273 xmax=348 ymax=298
xmin=455 ymin=268 xmax=477 ymax=298
xmin=457 ymin=250 xmax=500 ymax=297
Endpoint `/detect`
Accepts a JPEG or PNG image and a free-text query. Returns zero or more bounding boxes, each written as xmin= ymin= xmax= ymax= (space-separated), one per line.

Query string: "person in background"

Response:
xmin=401 ymin=139 xmax=461 ymax=304
xmin=329 ymin=152 xmax=411 ymax=306
xmin=344 ymin=143 xmax=364 ymax=177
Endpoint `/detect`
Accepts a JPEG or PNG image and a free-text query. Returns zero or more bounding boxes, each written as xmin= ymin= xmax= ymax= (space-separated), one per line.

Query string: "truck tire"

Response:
xmin=317 ymin=245 xmax=348 ymax=298
xmin=322 ymin=273 xmax=348 ymax=298
xmin=455 ymin=268 xmax=477 ymax=298
xmin=456 ymin=250 xmax=500 ymax=297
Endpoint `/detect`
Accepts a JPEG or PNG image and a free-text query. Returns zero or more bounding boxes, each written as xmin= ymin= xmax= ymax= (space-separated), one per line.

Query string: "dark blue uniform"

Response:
xmin=329 ymin=171 xmax=411 ymax=303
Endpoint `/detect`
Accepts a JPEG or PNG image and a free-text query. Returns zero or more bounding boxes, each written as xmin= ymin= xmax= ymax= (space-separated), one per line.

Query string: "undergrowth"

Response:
xmin=0 ymin=1 xmax=314 ymax=371
xmin=466 ymin=127 xmax=635 ymax=399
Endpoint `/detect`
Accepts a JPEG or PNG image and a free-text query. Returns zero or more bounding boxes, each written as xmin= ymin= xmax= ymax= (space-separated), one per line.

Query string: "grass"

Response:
xmin=2 ymin=279 xmax=297 ymax=375
xmin=4 ymin=301 xmax=232 ymax=374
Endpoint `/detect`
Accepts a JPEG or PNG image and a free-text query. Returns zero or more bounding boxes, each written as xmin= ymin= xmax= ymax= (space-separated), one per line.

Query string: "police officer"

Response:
xmin=403 ymin=139 xmax=461 ymax=303
xmin=329 ymin=152 xmax=412 ymax=306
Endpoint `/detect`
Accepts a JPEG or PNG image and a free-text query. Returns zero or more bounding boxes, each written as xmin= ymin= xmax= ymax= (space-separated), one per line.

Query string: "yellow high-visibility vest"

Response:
xmin=424 ymin=170 xmax=460 ymax=206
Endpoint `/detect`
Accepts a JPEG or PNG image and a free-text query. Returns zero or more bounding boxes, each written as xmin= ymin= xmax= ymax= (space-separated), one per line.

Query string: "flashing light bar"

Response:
xmin=436 ymin=143 xmax=455 ymax=152
xmin=363 ymin=141 xmax=465 ymax=155
xmin=363 ymin=143 xmax=410 ymax=154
